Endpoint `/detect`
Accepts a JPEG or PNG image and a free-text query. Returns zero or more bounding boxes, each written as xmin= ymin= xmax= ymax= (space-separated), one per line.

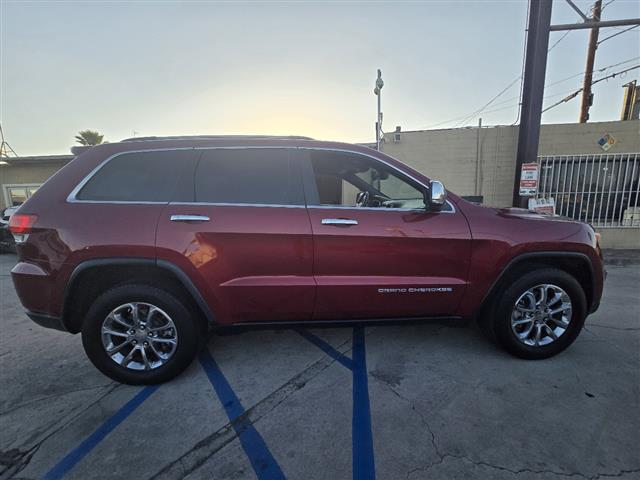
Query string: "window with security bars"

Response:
xmin=536 ymin=153 xmax=639 ymax=228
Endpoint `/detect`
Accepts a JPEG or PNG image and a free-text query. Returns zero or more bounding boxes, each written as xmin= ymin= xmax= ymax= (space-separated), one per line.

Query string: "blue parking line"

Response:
xmin=42 ymin=385 xmax=159 ymax=480
xmin=198 ymin=349 xmax=285 ymax=480
xmin=298 ymin=328 xmax=376 ymax=480
xmin=297 ymin=330 xmax=354 ymax=370
xmin=352 ymin=327 xmax=376 ymax=480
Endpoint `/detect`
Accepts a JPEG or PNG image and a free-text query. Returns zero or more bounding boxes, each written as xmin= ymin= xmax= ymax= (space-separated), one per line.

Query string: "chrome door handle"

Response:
xmin=170 ymin=215 xmax=210 ymax=222
xmin=321 ymin=218 xmax=358 ymax=226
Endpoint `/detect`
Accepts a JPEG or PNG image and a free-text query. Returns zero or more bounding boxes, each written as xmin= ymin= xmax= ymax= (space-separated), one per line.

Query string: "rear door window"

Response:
xmin=76 ymin=150 xmax=194 ymax=202
xmin=195 ymin=149 xmax=303 ymax=205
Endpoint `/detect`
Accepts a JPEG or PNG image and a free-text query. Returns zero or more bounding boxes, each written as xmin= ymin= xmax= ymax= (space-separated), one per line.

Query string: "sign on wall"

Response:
xmin=597 ymin=133 xmax=617 ymax=151
xmin=519 ymin=163 xmax=539 ymax=196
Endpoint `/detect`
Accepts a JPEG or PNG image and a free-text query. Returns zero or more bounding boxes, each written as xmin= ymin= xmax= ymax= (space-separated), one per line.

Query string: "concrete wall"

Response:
xmin=596 ymin=228 xmax=640 ymax=249
xmin=382 ymin=120 xmax=640 ymax=208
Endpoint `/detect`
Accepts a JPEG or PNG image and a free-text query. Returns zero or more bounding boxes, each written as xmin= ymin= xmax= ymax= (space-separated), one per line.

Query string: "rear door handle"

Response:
xmin=321 ymin=218 xmax=358 ymax=226
xmin=170 ymin=215 xmax=210 ymax=222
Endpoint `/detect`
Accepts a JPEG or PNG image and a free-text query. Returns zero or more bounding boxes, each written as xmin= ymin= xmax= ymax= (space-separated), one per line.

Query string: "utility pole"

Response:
xmin=512 ymin=0 xmax=639 ymax=207
xmin=374 ymin=69 xmax=384 ymax=150
xmin=579 ymin=0 xmax=602 ymax=123
xmin=513 ymin=0 xmax=553 ymax=208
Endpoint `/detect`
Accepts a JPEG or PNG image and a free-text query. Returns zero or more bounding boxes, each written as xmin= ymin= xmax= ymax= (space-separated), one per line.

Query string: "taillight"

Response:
xmin=9 ymin=214 xmax=38 ymax=243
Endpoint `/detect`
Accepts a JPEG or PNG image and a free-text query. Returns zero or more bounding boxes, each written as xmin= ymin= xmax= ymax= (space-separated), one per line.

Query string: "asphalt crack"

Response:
xmin=587 ymin=324 xmax=640 ymax=332
xmin=0 ymin=383 xmax=120 ymax=480
xmin=407 ymin=456 xmax=640 ymax=480
xmin=378 ymin=384 xmax=639 ymax=480
xmin=0 ymin=383 xmax=115 ymax=417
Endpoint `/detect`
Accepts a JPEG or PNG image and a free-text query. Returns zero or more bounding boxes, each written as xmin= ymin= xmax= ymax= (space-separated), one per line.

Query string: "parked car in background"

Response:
xmin=10 ymin=135 xmax=605 ymax=384
xmin=1 ymin=206 xmax=19 ymax=252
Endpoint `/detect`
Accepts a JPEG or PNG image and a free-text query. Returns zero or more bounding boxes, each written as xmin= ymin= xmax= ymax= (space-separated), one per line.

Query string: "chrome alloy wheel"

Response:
xmin=510 ymin=284 xmax=572 ymax=347
xmin=101 ymin=302 xmax=178 ymax=371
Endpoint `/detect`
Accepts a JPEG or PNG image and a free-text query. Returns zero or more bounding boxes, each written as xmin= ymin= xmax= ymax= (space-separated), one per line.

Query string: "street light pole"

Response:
xmin=374 ymin=69 xmax=384 ymax=150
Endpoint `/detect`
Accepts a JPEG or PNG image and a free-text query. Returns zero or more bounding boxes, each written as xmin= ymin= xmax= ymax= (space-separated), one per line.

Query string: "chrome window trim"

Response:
xmin=170 ymin=201 xmax=306 ymax=209
xmin=66 ymin=145 xmax=457 ymax=214
xmin=307 ymin=203 xmax=455 ymax=213
xmin=67 ymin=199 xmax=170 ymax=205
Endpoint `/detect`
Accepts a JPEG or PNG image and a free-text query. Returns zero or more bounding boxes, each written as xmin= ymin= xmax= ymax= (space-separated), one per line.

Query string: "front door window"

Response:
xmin=309 ymin=150 xmax=426 ymax=210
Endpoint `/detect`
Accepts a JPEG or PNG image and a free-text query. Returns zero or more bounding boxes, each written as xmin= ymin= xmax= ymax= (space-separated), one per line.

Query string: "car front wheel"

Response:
xmin=81 ymin=284 xmax=201 ymax=384
xmin=491 ymin=268 xmax=587 ymax=359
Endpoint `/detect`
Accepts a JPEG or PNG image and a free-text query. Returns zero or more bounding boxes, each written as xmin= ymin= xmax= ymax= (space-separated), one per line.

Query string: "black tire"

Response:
xmin=490 ymin=268 xmax=587 ymax=359
xmin=81 ymin=284 xmax=201 ymax=384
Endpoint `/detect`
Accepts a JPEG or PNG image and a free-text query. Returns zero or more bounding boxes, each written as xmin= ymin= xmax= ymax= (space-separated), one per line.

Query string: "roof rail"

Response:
xmin=120 ymin=135 xmax=314 ymax=142
xmin=70 ymin=145 xmax=93 ymax=155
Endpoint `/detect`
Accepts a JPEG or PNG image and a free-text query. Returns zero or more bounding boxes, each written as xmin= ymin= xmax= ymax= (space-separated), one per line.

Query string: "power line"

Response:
xmin=454 ymin=9 xmax=582 ymax=129
xmin=423 ymin=56 xmax=640 ymax=129
xmin=484 ymin=88 xmax=590 ymax=115
xmin=597 ymin=24 xmax=639 ymax=44
xmin=545 ymin=56 xmax=639 ymax=88
xmin=542 ymin=64 xmax=639 ymax=113
xmin=548 ymin=30 xmax=572 ymax=52
xmin=452 ymin=76 xmax=522 ymax=128
xmin=424 ymin=87 xmax=586 ymax=129
xmin=511 ymin=1 xmax=534 ymax=126
xmin=591 ymin=64 xmax=638 ymax=85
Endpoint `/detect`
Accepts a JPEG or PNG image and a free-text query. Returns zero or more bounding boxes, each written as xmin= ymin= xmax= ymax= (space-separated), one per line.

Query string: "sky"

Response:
xmin=1 ymin=0 xmax=639 ymax=156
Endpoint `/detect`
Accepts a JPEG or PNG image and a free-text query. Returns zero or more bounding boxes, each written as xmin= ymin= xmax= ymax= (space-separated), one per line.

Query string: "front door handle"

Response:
xmin=170 ymin=215 xmax=210 ymax=222
xmin=321 ymin=218 xmax=358 ymax=226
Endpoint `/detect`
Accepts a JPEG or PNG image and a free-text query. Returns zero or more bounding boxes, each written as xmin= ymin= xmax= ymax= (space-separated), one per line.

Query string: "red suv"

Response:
xmin=10 ymin=136 xmax=605 ymax=384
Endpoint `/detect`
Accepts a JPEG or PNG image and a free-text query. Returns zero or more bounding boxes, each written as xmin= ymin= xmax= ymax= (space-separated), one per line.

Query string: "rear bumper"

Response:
xmin=11 ymin=261 xmax=64 ymax=325
xmin=26 ymin=310 xmax=67 ymax=332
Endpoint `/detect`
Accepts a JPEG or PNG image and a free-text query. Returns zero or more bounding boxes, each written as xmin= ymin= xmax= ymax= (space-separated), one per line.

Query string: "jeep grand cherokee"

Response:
xmin=10 ymin=135 xmax=605 ymax=384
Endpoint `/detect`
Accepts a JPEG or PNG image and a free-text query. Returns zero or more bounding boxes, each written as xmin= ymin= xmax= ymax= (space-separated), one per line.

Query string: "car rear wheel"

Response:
xmin=491 ymin=268 xmax=587 ymax=359
xmin=81 ymin=284 xmax=201 ymax=384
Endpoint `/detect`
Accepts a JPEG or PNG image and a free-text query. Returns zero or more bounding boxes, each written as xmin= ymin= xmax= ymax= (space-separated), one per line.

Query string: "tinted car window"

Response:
xmin=195 ymin=149 xmax=303 ymax=205
xmin=77 ymin=150 xmax=192 ymax=202
xmin=309 ymin=150 xmax=427 ymax=210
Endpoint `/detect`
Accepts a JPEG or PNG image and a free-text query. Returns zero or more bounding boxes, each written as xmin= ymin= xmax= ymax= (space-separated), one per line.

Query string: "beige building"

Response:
xmin=0 ymin=155 xmax=73 ymax=211
xmin=381 ymin=120 xmax=640 ymax=248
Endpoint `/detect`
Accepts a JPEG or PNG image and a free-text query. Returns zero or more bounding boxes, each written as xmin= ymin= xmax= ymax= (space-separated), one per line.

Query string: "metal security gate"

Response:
xmin=536 ymin=153 xmax=640 ymax=227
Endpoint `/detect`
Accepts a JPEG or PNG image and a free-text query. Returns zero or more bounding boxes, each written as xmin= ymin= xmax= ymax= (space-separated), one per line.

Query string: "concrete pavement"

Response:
xmin=0 ymin=252 xmax=638 ymax=480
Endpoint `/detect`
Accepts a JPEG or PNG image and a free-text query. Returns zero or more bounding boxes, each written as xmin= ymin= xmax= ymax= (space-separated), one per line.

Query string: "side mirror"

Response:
xmin=426 ymin=180 xmax=447 ymax=211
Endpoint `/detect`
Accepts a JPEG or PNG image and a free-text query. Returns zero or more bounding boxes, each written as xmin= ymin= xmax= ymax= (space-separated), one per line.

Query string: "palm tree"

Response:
xmin=75 ymin=130 xmax=105 ymax=146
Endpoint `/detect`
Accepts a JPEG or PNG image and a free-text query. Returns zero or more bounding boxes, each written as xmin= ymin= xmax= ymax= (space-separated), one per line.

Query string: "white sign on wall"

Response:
xmin=519 ymin=163 xmax=539 ymax=196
